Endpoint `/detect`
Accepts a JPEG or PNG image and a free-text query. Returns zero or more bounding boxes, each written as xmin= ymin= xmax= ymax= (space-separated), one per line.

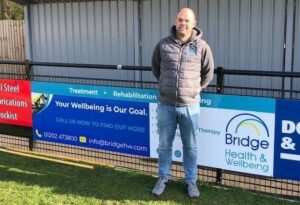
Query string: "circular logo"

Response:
xmin=174 ymin=150 xmax=182 ymax=158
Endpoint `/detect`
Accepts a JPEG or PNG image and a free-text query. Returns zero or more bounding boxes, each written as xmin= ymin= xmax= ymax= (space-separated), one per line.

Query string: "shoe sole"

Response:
xmin=188 ymin=194 xmax=200 ymax=198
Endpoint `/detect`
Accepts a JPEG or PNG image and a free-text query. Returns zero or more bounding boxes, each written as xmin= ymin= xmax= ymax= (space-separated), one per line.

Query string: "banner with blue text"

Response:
xmin=150 ymin=94 xmax=276 ymax=177
xmin=32 ymin=82 xmax=300 ymax=179
xmin=32 ymin=82 xmax=158 ymax=156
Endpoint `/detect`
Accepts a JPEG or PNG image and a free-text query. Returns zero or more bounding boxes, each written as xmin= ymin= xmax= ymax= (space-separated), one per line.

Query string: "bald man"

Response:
xmin=151 ymin=8 xmax=214 ymax=198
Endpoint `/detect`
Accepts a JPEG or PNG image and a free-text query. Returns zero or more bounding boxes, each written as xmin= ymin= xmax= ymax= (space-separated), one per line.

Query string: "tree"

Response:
xmin=0 ymin=0 xmax=24 ymax=20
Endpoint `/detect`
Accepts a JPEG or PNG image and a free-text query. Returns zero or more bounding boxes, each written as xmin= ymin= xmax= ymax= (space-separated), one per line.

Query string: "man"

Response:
xmin=151 ymin=8 xmax=214 ymax=198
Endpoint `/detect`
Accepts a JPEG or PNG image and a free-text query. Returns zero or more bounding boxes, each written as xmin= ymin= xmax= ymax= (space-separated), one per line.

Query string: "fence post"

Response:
xmin=216 ymin=67 xmax=224 ymax=94
xmin=216 ymin=66 xmax=224 ymax=185
xmin=25 ymin=59 xmax=31 ymax=80
xmin=25 ymin=59 xmax=34 ymax=150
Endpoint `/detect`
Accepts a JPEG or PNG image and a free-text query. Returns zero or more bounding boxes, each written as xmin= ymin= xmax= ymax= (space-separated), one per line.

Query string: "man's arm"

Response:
xmin=200 ymin=44 xmax=214 ymax=89
xmin=151 ymin=42 xmax=161 ymax=80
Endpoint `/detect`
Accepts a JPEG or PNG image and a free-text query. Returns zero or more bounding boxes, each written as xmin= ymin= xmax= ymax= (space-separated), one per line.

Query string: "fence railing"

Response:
xmin=1 ymin=60 xmax=300 ymax=199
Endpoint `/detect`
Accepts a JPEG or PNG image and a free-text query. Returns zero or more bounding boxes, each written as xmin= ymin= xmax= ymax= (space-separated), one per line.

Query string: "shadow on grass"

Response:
xmin=0 ymin=151 xmax=299 ymax=205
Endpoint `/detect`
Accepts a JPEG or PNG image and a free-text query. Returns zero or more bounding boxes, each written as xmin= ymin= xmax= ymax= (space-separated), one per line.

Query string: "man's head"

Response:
xmin=175 ymin=8 xmax=196 ymax=39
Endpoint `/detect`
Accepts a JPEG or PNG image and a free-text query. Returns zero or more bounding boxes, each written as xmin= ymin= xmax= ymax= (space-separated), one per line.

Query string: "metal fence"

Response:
xmin=1 ymin=60 xmax=300 ymax=199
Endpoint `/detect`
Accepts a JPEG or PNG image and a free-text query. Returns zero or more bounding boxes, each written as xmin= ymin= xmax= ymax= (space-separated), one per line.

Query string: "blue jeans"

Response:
xmin=157 ymin=103 xmax=200 ymax=183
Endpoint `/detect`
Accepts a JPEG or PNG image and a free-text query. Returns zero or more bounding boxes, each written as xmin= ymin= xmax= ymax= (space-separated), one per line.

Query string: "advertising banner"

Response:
xmin=32 ymin=82 xmax=158 ymax=156
xmin=31 ymin=81 xmax=281 ymax=177
xmin=274 ymin=99 xmax=300 ymax=180
xmin=0 ymin=79 xmax=32 ymax=127
xmin=150 ymin=93 xmax=276 ymax=177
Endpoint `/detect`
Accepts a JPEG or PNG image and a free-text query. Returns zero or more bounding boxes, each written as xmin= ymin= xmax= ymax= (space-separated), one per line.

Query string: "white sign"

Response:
xmin=149 ymin=94 xmax=275 ymax=177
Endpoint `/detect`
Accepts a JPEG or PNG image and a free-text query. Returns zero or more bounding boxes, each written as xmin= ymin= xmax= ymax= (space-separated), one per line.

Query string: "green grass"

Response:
xmin=0 ymin=151 xmax=299 ymax=205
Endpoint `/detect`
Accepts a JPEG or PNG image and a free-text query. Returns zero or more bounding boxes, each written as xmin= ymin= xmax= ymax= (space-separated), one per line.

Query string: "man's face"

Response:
xmin=175 ymin=10 xmax=196 ymax=38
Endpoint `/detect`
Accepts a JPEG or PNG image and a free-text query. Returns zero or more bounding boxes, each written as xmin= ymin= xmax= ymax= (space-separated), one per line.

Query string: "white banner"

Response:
xmin=150 ymin=93 xmax=275 ymax=177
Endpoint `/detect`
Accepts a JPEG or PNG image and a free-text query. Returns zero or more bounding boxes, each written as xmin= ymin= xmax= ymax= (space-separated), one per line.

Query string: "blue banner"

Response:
xmin=32 ymin=82 xmax=158 ymax=156
xmin=274 ymin=99 xmax=300 ymax=180
xmin=200 ymin=93 xmax=275 ymax=113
